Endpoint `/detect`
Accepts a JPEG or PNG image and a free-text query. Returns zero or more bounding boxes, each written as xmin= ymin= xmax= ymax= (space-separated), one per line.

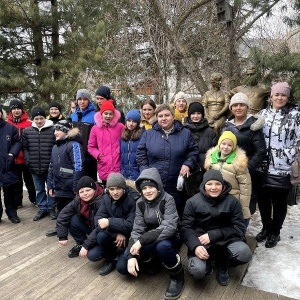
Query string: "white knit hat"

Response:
xmin=174 ymin=91 xmax=186 ymax=104
xmin=229 ymin=92 xmax=250 ymax=110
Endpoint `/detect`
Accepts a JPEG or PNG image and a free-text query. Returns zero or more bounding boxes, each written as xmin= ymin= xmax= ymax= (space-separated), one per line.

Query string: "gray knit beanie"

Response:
xmin=106 ymin=173 xmax=126 ymax=189
xmin=229 ymin=92 xmax=250 ymax=110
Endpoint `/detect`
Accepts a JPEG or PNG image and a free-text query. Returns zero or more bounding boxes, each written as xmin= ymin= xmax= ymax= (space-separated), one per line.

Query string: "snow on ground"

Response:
xmin=242 ymin=204 xmax=300 ymax=300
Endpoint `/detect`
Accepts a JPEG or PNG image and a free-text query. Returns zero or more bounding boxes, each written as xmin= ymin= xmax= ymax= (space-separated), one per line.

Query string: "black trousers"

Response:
xmin=257 ymin=184 xmax=290 ymax=236
xmin=0 ymin=183 xmax=18 ymax=219
xmin=15 ymin=164 xmax=36 ymax=205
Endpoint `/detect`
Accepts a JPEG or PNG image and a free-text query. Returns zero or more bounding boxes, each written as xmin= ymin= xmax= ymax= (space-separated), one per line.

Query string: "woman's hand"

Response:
xmin=130 ymin=240 xmax=142 ymax=256
xmin=128 ymin=258 xmax=139 ymax=277
xmin=195 ymin=245 xmax=209 ymax=260
xmin=180 ymin=165 xmax=190 ymax=177
xmin=199 ymin=233 xmax=210 ymax=245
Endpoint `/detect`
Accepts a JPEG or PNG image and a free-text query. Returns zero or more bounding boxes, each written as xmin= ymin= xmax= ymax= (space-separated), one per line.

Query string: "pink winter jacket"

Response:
xmin=88 ymin=110 xmax=124 ymax=180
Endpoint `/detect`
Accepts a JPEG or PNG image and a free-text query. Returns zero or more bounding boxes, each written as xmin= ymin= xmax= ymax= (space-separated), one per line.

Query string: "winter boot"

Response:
xmin=164 ymin=254 xmax=185 ymax=300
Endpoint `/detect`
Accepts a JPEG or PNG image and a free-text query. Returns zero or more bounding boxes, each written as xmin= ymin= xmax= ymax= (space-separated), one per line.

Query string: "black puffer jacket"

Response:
xmin=222 ymin=115 xmax=267 ymax=173
xmin=184 ymin=117 xmax=218 ymax=168
xmin=22 ymin=120 xmax=55 ymax=175
xmin=181 ymin=180 xmax=246 ymax=255
xmin=56 ymin=185 xmax=103 ymax=242
xmin=0 ymin=119 xmax=22 ymax=187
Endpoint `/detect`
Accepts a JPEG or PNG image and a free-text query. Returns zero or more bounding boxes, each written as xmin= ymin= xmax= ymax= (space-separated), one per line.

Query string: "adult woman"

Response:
xmin=255 ymin=82 xmax=300 ymax=248
xmin=173 ymin=91 xmax=188 ymax=123
xmin=136 ymin=104 xmax=199 ymax=217
xmin=140 ymin=99 xmax=156 ymax=130
xmin=181 ymin=169 xmax=252 ymax=286
xmin=47 ymin=101 xmax=64 ymax=124
xmin=117 ymin=168 xmax=184 ymax=300
xmin=201 ymin=73 xmax=230 ymax=133
xmin=222 ymin=92 xmax=267 ymax=214
xmin=120 ymin=109 xmax=144 ymax=180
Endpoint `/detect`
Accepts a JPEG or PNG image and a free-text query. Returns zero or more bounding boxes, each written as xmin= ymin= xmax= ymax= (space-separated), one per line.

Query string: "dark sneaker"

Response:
xmin=33 ymin=210 xmax=48 ymax=221
xmin=48 ymin=209 xmax=57 ymax=220
xmin=255 ymin=229 xmax=269 ymax=242
xmin=265 ymin=234 xmax=280 ymax=248
xmin=9 ymin=215 xmax=21 ymax=224
xmin=68 ymin=244 xmax=82 ymax=258
xmin=46 ymin=228 xmax=57 ymax=237
xmin=99 ymin=260 xmax=116 ymax=276
xmin=216 ymin=266 xmax=230 ymax=286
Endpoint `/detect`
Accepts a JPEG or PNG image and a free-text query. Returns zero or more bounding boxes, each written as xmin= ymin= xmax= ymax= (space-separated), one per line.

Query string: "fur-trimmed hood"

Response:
xmin=94 ymin=109 xmax=121 ymax=128
xmin=227 ymin=114 xmax=265 ymax=132
xmin=204 ymin=146 xmax=249 ymax=172
xmin=67 ymin=127 xmax=80 ymax=139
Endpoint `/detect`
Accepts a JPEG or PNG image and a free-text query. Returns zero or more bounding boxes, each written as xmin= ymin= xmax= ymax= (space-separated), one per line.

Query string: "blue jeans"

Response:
xmin=69 ymin=214 xmax=92 ymax=244
xmin=117 ymin=235 xmax=181 ymax=275
xmin=87 ymin=231 xmax=122 ymax=262
xmin=32 ymin=173 xmax=55 ymax=211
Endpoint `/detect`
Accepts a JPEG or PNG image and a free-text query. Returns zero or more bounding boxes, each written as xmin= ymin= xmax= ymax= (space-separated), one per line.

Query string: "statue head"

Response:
xmin=210 ymin=72 xmax=222 ymax=89
xmin=243 ymin=65 xmax=259 ymax=86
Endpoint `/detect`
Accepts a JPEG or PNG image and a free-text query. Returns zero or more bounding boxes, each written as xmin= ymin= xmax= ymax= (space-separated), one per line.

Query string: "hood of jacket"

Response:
xmin=226 ymin=114 xmax=265 ymax=132
xmin=204 ymin=146 xmax=249 ymax=173
xmin=199 ymin=178 xmax=232 ymax=205
xmin=135 ymin=167 xmax=164 ymax=194
xmin=7 ymin=110 xmax=30 ymax=123
xmin=32 ymin=119 xmax=53 ymax=130
xmin=94 ymin=109 xmax=121 ymax=128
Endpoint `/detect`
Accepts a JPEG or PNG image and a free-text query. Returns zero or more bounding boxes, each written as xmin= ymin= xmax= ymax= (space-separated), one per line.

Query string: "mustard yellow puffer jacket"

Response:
xmin=204 ymin=146 xmax=251 ymax=219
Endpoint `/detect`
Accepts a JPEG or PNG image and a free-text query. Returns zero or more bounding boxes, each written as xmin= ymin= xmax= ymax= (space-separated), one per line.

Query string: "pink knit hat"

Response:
xmin=271 ymin=82 xmax=291 ymax=97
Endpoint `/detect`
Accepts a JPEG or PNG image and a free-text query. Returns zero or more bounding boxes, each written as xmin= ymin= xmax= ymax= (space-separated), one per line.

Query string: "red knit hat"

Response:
xmin=100 ymin=100 xmax=115 ymax=114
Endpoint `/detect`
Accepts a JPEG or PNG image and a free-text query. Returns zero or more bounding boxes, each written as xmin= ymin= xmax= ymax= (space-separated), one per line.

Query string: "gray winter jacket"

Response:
xmin=128 ymin=168 xmax=179 ymax=250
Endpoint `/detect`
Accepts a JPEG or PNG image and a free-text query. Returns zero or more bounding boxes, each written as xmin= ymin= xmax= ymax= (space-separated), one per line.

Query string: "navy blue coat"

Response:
xmin=47 ymin=130 xmax=85 ymax=198
xmin=0 ymin=119 xmax=22 ymax=187
xmin=136 ymin=120 xmax=199 ymax=187
xmin=120 ymin=133 xmax=144 ymax=180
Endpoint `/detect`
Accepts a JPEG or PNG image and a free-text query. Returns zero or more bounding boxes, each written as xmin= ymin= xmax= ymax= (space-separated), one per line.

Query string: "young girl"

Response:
xmin=120 ymin=109 xmax=144 ymax=180
xmin=181 ymin=169 xmax=252 ymax=286
xmin=204 ymin=131 xmax=251 ymax=223
xmin=88 ymin=100 xmax=124 ymax=185
xmin=140 ymin=99 xmax=156 ymax=130
xmin=117 ymin=168 xmax=184 ymax=300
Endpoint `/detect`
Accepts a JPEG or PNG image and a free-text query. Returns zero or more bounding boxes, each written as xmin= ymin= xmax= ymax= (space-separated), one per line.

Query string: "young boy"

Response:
xmin=181 ymin=169 xmax=252 ymax=286
xmin=81 ymin=172 xmax=139 ymax=276
xmin=46 ymin=119 xmax=85 ymax=236
xmin=56 ymin=176 xmax=103 ymax=258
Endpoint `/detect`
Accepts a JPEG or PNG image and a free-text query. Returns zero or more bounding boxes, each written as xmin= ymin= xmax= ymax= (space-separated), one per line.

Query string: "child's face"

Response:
xmin=190 ymin=112 xmax=202 ymax=123
xmin=141 ymin=185 xmax=158 ymax=201
xmin=79 ymin=187 xmax=95 ymax=202
xmin=49 ymin=107 xmax=60 ymax=118
xmin=126 ymin=119 xmax=138 ymax=131
xmin=108 ymin=186 xmax=124 ymax=201
xmin=205 ymin=180 xmax=223 ymax=197
xmin=54 ymin=129 xmax=67 ymax=140
xmin=220 ymin=139 xmax=234 ymax=155
xmin=33 ymin=116 xmax=46 ymax=128
xmin=102 ymin=110 xmax=114 ymax=123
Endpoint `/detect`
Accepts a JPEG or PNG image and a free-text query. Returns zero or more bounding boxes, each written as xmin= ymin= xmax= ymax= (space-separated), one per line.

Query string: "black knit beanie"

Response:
xmin=49 ymin=101 xmax=62 ymax=112
xmin=95 ymin=85 xmax=111 ymax=99
xmin=202 ymin=169 xmax=224 ymax=186
xmin=77 ymin=176 xmax=97 ymax=192
xmin=188 ymin=102 xmax=205 ymax=118
xmin=10 ymin=99 xmax=24 ymax=111
xmin=139 ymin=179 xmax=158 ymax=190
xmin=31 ymin=107 xmax=46 ymax=119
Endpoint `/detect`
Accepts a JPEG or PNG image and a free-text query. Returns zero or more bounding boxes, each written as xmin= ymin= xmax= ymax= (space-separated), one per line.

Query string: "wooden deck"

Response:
xmin=0 ymin=193 xmax=295 ymax=300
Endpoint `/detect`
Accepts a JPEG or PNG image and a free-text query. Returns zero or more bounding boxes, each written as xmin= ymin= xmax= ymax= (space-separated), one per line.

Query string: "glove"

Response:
xmin=6 ymin=154 xmax=14 ymax=171
xmin=176 ymin=175 xmax=184 ymax=191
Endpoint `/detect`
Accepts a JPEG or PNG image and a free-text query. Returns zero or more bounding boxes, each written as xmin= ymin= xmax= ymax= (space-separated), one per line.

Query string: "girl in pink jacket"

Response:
xmin=88 ymin=100 xmax=124 ymax=185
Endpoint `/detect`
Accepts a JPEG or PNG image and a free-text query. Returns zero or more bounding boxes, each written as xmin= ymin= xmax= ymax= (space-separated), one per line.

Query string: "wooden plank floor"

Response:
xmin=0 ymin=193 xmax=295 ymax=300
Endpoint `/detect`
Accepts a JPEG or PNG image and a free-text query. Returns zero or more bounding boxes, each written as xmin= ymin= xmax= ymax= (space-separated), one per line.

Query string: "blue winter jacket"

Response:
xmin=120 ymin=130 xmax=144 ymax=180
xmin=0 ymin=119 xmax=22 ymax=187
xmin=136 ymin=120 xmax=199 ymax=187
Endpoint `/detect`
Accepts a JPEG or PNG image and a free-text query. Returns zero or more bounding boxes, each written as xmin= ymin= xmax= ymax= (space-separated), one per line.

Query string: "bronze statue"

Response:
xmin=230 ymin=66 xmax=271 ymax=114
xmin=201 ymin=73 xmax=230 ymax=133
